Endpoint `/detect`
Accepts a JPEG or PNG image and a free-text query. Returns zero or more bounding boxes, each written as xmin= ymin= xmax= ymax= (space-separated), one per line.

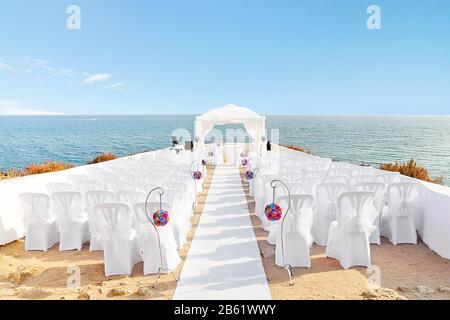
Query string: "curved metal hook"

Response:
xmin=145 ymin=187 xmax=165 ymax=287
xmin=189 ymin=160 xmax=200 ymax=173
xmin=270 ymin=179 xmax=294 ymax=285
xmin=190 ymin=160 xmax=201 ymax=206
xmin=247 ymin=159 xmax=259 ymax=179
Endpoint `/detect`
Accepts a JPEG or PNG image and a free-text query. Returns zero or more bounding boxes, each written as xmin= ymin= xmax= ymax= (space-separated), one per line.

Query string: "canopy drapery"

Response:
xmin=195 ymin=104 xmax=266 ymax=151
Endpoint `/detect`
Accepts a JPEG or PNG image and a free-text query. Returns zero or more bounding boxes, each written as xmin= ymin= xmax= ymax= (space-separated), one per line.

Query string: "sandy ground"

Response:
xmin=0 ymin=166 xmax=215 ymax=300
xmin=239 ymin=168 xmax=450 ymax=300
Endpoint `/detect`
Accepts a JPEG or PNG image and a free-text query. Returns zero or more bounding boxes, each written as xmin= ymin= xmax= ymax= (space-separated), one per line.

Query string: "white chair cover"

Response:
xmin=312 ymin=183 xmax=348 ymax=246
xmin=301 ymin=177 xmax=322 ymax=194
xmin=355 ymin=182 xmax=386 ymax=245
xmin=46 ymin=182 xmax=72 ymax=195
xmin=326 ymin=191 xmax=377 ymax=269
xmin=274 ymin=195 xmax=315 ymax=268
xmin=323 ymin=175 xmax=350 ymax=185
xmin=52 ymin=191 xmax=90 ymax=251
xmin=133 ymin=202 xmax=181 ymax=274
xmin=380 ymin=183 xmax=422 ymax=245
xmin=75 ymin=180 xmax=103 ymax=193
xmin=328 ymin=168 xmax=351 ymax=177
xmin=94 ymin=203 xmax=142 ymax=276
xmin=376 ymin=172 xmax=402 ymax=185
xmin=350 ymin=175 xmax=376 ymax=188
xmin=20 ymin=193 xmax=59 ymax=251
xmin=66 ymin=174 xmax=90 ymax=186
xmin=85 ymin=190 xmax=115 ymax=251
xmin=104 ymin=179 xmax=134 ymax=193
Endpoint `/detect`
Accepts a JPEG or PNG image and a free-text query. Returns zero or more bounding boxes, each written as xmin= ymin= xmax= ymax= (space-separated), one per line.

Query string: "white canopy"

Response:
xmin=195 ymin=104 xmax=266 ymax=150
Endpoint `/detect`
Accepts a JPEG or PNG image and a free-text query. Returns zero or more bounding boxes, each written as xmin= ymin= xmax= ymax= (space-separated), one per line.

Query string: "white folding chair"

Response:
xmin=20 ymin=193 xmax=59 ymax=251
xmin=330 ymin=162 xmax=351 ymax=169
xmin=52 ymin=191 xmax=89 ymax=251
xmin=75 ymin=180 xmax=103 ymax=194
xmin=301 ymin=177 xmax=322 ymax=194
xmin=66 ymin=174 xmax=90 ymax=186
xmin=312 ymin=183 xmax=348 ymax=246
xmin=326 ymin=191 xmax=378 ymax=269
xmin=133 ymin=202 xmax=181 ymax=275
xmin=323 ymin=175 xmax=350 ymax=185
xmin=94 ymin=203 xmax=141 ymax=276
xmin=328 ymin=168 xmax=351 ymax=177
xmin=85 ymin=190 xmax=116 ymax=251
xmin=46 ymin=182 xmax=72 ymax=195
xmin=275 ymin=195 xmax=315 ymax=268
xmin=380 ymin=183 xmax=421 ymax=245
xmin=104 ymin=179 xmax=134 ymax=193
xmin=376 ymin=172 xmax=402 ymax=185
xmin=350 ymin=175 xmax=376 ymax=189
xmin=351 ymin=166 xmax=375 ymax=176
xmin=304 ymin=170 xmax=328 ymax=179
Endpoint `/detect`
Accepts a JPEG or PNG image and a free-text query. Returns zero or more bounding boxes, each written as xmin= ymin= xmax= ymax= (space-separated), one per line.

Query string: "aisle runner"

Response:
xmin=173 ymin=166 xmax=271 ymax=300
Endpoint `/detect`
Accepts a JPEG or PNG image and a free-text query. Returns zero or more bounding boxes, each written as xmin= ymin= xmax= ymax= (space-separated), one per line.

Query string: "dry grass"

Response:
xmin=1 ymin=153 xmax=118 ymax=181
xmin=282 ymin=144 xmax=313 ymax=154
xmin=89 ymin=152 xmax=118 ymax=164
xmin=23 ymin=162 xmax=75 ymax=175
xmin=380 ymin=159 xmax=443 ymax=185
xmin=0 ymin=162 xmax=75 ymax=180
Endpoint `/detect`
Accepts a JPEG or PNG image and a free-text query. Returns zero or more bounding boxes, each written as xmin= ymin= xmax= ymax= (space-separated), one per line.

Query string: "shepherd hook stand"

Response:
xmin=145 ymin=187 xmax=179 ymax=288
xmin=270 ymin=179 xmax=294 ymax=286
xmin=246 ymin=159 xmax=259 ymax=182
xmin=190 ymin=160 xmax=201 ymax=207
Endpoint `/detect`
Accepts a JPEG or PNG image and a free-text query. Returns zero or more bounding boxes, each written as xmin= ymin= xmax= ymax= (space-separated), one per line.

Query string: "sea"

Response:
xmin=1 ymin=115 xmax=449 ymax=185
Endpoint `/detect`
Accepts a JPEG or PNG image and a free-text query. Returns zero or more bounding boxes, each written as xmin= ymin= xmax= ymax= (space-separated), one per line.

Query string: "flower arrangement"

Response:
xmin=244 ymin=171 xmax=254 ymax=181
xmin=265 ymin=203 xmax=283 ymax=221
xmin=153 ymin=209 xmax=169 ymax=226
xmin=193 ymin=171 xmax=203 ymax=180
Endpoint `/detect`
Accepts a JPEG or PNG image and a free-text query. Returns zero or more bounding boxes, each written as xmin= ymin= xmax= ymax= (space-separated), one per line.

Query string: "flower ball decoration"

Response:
xmin=244 ymin=171 xmax=254 ymax=181
xmin=193 ymin=170 xmax=203 ymax=180
xmin=241 ymin=158 xmax=249 ymax=166
xmin=153 ymin=209 xmax=169 ymax=227
xmin=265 ymin=203 xmax=283 ymax=221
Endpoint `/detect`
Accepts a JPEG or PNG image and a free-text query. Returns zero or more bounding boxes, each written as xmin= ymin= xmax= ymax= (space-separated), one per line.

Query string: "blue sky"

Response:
xmin=0 ymin=0 xmax=449 ymax=115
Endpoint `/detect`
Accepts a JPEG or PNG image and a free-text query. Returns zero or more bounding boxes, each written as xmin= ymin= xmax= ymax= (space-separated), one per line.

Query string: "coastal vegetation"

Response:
xmin=89 ymin=152 xmax=118 ymax=164
xmin=283 ymin=144 xmax=313 ymax=154
xmin=0 ymin=152 xmax=118 ymax=180
xmin=380 ymin=159 xmax=444 ymax=185
xmin=0 ymin=161 xmax=75 ymax=180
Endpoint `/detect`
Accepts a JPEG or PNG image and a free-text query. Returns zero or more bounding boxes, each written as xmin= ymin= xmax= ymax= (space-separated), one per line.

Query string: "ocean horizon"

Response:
xmin=1 ymin=115 xmax=449 ymax=185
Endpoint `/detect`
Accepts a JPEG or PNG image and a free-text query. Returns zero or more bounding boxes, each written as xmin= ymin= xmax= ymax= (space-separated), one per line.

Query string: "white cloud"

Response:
xmin=82 ymin=73 xmax=112 ymax=84
xmin=0 ymin=99 xmax=63 ymax=115
xmin=0 ymin=61 xmax=14 ymax=71
xmin=1 ymin=56 xmax=122 ymax=89
xmin=106 ymin=82 xmax=124 ymax=90
xmin=1 ymin=57 xmax=75 ymax=77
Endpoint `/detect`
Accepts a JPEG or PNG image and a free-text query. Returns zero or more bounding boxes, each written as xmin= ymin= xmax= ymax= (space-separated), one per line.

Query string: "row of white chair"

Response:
xmin=251 ymin=154 xmax=422 ymax=269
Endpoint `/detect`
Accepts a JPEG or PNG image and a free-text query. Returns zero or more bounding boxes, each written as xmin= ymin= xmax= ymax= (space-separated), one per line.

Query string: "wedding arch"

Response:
xmin=195 ymin=104 xmax=266 ymax=153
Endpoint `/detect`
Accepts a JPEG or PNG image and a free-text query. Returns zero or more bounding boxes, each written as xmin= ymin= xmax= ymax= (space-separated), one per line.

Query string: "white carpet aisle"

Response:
xmin=173 ymin=166 xmax=271 ymax=300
